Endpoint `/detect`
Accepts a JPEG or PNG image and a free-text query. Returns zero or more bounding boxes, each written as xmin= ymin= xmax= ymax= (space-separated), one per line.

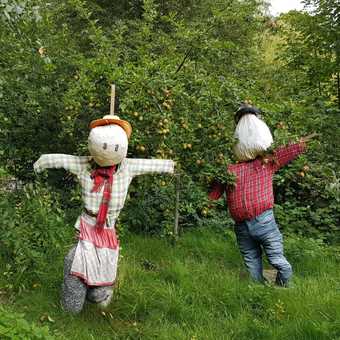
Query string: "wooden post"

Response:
xmin=174 ymin=173 xmax=180 ymax=238
xmin=110 ymin=84 xmax=115 ymax=115
xmin=337 ymin=72 xmax=340 ymax=110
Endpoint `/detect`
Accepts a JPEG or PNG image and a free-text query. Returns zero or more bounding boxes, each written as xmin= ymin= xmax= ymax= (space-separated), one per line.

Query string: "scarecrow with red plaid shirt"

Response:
xmin=34 ymin=114 xmax=174 ymax=313
xmin=209 ymin=103 xmax=316 ymax=286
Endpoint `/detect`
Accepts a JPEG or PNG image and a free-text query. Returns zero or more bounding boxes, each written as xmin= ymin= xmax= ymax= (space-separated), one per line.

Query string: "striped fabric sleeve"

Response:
xmin=272 ymin=142 xmax=306 ymax=171
xmin=33 ymin=154 xmax=90 ymax=175
xmin=126 ymin=158 xmax=175 ymax=177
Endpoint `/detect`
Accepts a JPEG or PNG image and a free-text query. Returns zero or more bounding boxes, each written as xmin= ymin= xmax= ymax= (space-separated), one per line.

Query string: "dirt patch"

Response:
xmin=239 ymin=269 xmax=278 ymax=283
xmin=263 ymin=269 xmax=277 ymax=283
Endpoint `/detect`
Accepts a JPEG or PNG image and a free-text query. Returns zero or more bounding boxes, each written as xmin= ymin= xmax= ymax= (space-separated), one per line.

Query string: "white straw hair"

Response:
xmin=233 ymin=114 xmax=273 ymax=161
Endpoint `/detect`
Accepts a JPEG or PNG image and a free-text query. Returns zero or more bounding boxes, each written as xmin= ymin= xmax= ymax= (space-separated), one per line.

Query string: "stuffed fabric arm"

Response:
xmin=272 ymin=142 xmax=306 ymax=171
xmin=127 ymin=158 xmax=175 ymax=177
xmin=208 ymin=180 xmax=225 ymax=200
xmin=33 ymin=154 xmax=90 ymax=175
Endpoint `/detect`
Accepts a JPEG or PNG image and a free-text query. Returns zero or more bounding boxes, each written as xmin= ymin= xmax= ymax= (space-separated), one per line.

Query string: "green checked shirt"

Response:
xmin=34 ymin=154 xmax=175 ymax=229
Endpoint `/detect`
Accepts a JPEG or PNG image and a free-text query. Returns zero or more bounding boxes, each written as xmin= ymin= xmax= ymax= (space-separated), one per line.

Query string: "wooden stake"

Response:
xmin=174 ymin=173 xmax=180 ymax=238
xmin=110 ymin=84 xmax=115 ymax=115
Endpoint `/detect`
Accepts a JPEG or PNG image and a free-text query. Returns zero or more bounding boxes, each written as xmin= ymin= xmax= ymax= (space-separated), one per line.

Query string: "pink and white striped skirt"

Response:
xmin=71 ymin=213 xmax=119 ymax=286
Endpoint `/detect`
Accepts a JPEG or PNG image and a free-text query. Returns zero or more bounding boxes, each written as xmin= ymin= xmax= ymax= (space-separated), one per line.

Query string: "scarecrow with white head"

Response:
xmin=209 ymin=103 xmax=316 ymax=286
xmin=34 ymin=90 xmax=175 ymax=313
xmin=233 ymin=104 xmax=273 ymax=162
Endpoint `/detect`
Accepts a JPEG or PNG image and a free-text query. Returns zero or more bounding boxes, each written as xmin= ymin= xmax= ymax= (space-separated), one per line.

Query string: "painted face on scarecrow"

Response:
xmin=88 ymin=115 xmax=131 ymax=167
xmin=233 ymin=104 xmax=273 ymax=161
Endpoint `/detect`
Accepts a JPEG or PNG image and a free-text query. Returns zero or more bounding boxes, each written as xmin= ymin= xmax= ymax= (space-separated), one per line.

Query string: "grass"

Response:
xmin=2 ymin=228 xmax=340 ymax=339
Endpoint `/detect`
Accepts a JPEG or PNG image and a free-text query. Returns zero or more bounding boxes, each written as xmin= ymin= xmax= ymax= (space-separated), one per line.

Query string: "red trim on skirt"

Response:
xmin=70 ymin=271 xmax=114 ymax=287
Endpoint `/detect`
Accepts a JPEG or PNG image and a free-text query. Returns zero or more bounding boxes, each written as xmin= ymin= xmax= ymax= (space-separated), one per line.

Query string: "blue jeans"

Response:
xmin=234 ymin=209 xmax=292 ymax=286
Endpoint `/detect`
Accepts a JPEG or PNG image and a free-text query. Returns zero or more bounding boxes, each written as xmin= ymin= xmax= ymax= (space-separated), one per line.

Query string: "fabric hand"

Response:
xmin=33 ymin=158 xmax=43 ymax=173
xmin=300 ymin=132 xmax=318 ymax=144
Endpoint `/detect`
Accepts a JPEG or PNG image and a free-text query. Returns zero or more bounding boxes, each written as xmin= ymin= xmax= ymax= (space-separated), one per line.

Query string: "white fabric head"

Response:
xmin=233 ymin=114 xmax=273 ymax=161
xmin=88 ymin=125 xmax=128 ymax=166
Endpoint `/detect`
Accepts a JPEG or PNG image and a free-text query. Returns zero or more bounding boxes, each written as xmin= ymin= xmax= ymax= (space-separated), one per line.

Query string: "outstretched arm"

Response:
xmin=272 ymin=133 xmax=318 ymax=171
xmin=208 ymin=180 xmax=225 ymax=200
xmin=127 ymin=158 xmax=175 ymax=177
xmin=33 ymin=154 xmax=90 ymax=176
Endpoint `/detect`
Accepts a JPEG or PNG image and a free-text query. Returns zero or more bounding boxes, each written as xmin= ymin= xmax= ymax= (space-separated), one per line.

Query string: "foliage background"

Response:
xmin=0 ymin=0 xmax=339 ymax=338
xmin=0 ymin=0 xmax=339 ymax=281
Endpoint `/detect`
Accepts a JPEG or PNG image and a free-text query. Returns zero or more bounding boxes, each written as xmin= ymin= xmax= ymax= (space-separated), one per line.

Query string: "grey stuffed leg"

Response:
xmin=61 ymin=245 xmax=87 ymax=313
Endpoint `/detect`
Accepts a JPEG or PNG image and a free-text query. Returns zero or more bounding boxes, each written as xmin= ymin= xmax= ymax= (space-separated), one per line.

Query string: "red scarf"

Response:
xmin=90 ymin=165 xmax=116 ymax=228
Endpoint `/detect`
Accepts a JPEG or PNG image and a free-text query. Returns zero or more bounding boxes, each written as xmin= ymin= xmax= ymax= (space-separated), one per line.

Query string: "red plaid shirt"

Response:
xmin=209 ymin=143 xmax=306 ymax=222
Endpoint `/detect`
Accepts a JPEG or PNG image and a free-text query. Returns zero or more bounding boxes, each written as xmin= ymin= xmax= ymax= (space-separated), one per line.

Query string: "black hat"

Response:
xmin=235 ymin=103 xmax=261 ymax=123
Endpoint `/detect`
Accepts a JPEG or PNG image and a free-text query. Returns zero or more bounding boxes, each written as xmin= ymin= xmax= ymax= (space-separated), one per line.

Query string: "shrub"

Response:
xmin=0 ymin=306 xmax=54 ymax=339
xmin=0 ymin=183 xmax=72 ymax=290
xmin=0 ymin=0 xmax=338 ymax=238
